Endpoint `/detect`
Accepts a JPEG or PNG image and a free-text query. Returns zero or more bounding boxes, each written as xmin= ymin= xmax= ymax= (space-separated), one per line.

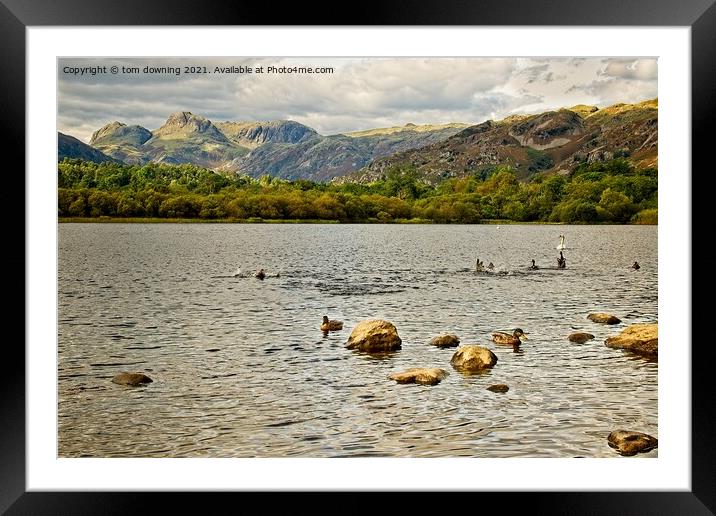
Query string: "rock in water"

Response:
xmin=487 ymin=384 xmax=509 ymax=393
xmin=345 ymin=319 xmax=402 ymax=352
xmin=605 ymin=323 xmax=658 ymax=357
xmin=568 ymin=332 xmax=595 ymax=343
xmin=587 ymin=313 xmax=622 ymax=324
xmin=430 ymin=334 xmax=460 ymax=348
xmin=450 ymin=345 xmax=498 ymax=372
xmin=111 ymin=372 xmax=153 ymax=386
xmin=607 ymin=430 xmax=658 ymax=456
xmin=388 ymin=368 xmax=449 ymax=386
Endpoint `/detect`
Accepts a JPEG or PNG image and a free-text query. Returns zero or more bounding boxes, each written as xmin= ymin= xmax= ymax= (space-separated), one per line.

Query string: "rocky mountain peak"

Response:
xmin=90 ymin=121 xmax=126 ymax=144
xmin=153 ymin=111 xmax=227 ymax=141
xmin=568 ymin=104 xmax=599 ymax=118
xmin=90 ymin=121 xmax=152 ymax=147
xmin=508 ymin=110 xmax=585 ymax=150
xmin=166 ymin=111 xmax=196 ymax=125
xmin=215 ymin=120 xmax=318 ymax=148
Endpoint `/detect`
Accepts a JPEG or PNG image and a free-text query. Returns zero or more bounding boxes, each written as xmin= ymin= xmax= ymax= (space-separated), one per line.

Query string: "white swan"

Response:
xmin=557 ymin=235 xmax=566 ymax=250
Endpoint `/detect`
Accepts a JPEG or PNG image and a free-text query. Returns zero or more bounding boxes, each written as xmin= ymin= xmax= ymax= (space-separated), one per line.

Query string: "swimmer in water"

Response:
xmin=632 ymin=261 xmax=640 ymax=270
xmin=255 ymin=268 xmax=266 ymax=280
xmin=529 ymin=259 xmax=538 ymax=270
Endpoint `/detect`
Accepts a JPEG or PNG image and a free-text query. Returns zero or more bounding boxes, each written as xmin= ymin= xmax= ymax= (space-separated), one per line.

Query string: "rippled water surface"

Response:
xmin=58 ymin=223 xmax=657 ymax=457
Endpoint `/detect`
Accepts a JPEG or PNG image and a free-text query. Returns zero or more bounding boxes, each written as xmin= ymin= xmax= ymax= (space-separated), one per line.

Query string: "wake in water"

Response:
xmin=474 ymin=268 xmax=511 ymax=276
xmin=212 ymin=268 xmax=282 ymax=279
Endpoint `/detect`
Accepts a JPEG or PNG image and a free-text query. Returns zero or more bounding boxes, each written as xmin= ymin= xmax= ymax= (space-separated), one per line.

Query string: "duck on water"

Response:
xmin=321 ymin=316 xmax=343 ymax=332
xmin=557 ymin=252 xmax=566 ymax=269
xmin=476 ymin=259 xmax=496 ymax=273
xmin=492 ymin=328 xmax=529 ymax=346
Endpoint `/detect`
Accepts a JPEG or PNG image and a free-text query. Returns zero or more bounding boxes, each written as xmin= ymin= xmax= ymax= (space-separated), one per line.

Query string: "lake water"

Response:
xmin=58 ymin=223 xmax=657 ymax=458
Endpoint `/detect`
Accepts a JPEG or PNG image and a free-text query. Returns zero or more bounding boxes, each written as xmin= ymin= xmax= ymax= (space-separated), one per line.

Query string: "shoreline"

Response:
xmin=58 ymin=217 xmax=657 ymax=225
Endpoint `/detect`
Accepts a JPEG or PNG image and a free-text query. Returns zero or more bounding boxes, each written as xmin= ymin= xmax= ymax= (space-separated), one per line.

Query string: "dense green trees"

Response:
xmin=57 ymin=158 xmax=657 ymax=223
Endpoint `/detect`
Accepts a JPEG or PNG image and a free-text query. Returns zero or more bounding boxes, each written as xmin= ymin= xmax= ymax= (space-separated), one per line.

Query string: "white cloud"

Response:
xmin=601 ymin=58 xmax=658 ymax=81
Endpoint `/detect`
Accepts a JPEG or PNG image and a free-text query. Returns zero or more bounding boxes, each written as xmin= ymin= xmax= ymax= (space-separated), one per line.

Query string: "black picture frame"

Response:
xmin=6 ymin=0 xmax=713 ymax=513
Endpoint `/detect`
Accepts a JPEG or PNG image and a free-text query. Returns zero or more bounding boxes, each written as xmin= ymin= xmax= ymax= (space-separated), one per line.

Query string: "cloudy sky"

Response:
xmin=58 ymin=57 xmax=657 ymax=143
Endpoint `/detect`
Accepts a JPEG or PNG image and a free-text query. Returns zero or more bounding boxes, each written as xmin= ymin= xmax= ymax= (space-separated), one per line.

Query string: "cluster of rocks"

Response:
xmin=574 ymin=313 xmax=658 ymax=455
xmin=108 ymin=311 xmax=658 ymax=457
xmin=580 ymin=312 xmax=658 ymax=359
xmin=343 ymin=315 xmax=657 ymax=456
xmin=345 ymin=320 xmax=504 ymax=394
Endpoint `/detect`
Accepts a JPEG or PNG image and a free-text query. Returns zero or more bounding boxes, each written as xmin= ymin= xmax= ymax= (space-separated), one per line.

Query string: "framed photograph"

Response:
xmin=9 ymin=0 xmax=713 ymax=512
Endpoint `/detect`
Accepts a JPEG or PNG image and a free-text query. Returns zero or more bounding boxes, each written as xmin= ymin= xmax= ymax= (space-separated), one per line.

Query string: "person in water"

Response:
xmin=632 ymin=261 xmax=640 ymax=270
xmin=529 ymin=259 xmax=538 ymax=270
xmin=487 ymin=262 xmax=495 ymax=270
xmin=557 ymin=251 xmax=566 ymax=269
xmin=476 ymin=258 xmax=484 ymax=272
xmin=255 ymin=268 xmax=266 ymax=280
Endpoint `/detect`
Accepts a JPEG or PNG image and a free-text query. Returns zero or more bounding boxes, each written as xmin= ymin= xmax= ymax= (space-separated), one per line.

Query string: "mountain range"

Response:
xmin=58 ymin=98 xmax=657 ymax=183
xmin=342 ymin=99 xmax=657 ymax=184
xmin=59 ymin=112 xmax=468 ymax=181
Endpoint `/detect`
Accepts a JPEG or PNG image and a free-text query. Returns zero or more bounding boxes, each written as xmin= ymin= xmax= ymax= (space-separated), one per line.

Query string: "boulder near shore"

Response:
xmin=345 ymin=319 xmax=402 ymax=352
xmin=388 ymin=368 xmax=449 ymax=386
xmin=605 ymin=323 xmax=658 ymax=357
xmin=607 ymin=430 xmax=658 ymax=456
xmin=111 ymin=372 xmax=153 ymax=386
xmin=587 ymin=313 xmax=622 ymax=324
xmin=450 ymin=345 xmax=498 ymax=372
xmin=430 ymin=334 xmax=460 ymax=348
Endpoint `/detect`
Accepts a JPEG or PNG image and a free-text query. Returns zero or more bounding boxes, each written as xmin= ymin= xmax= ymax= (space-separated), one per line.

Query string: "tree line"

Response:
xmin=57 ymin=158 xmax=658 ymax=224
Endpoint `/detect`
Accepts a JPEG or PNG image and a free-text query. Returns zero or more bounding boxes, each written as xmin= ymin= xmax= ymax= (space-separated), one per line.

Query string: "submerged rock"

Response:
xmin=388 ymin=368 xmax=449 ymax=386
xmin=450 ymin=345 xmax=498 ymax=372
xmin=111 ymin=372 xmax=153 ymax=386
xmin=605 ymin=323 xmax=658 ymax=357
xmin=607 ymin=430 xmax=658 ymax=456
xmin=568 ymin=332 xmax=595 ymax=343
xmin=587 ymin=313 xmax=622 ymax=324
xmin=345 ymin=319 xmax=402 ymax=352
xmin=487 ymin=384 xmax=509 ymax=393
xmin=430 ymin=334 xmax=460 ymax=348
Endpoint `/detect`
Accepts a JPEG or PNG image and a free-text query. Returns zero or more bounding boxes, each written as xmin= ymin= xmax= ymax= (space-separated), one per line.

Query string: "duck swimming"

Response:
xmin=491 ymin=328 xmax=528 ymax=346
xmin=557 ymin=252 xmax=566 ymax=269
xmin=321 ymin=315 xmax=343 ymax=332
